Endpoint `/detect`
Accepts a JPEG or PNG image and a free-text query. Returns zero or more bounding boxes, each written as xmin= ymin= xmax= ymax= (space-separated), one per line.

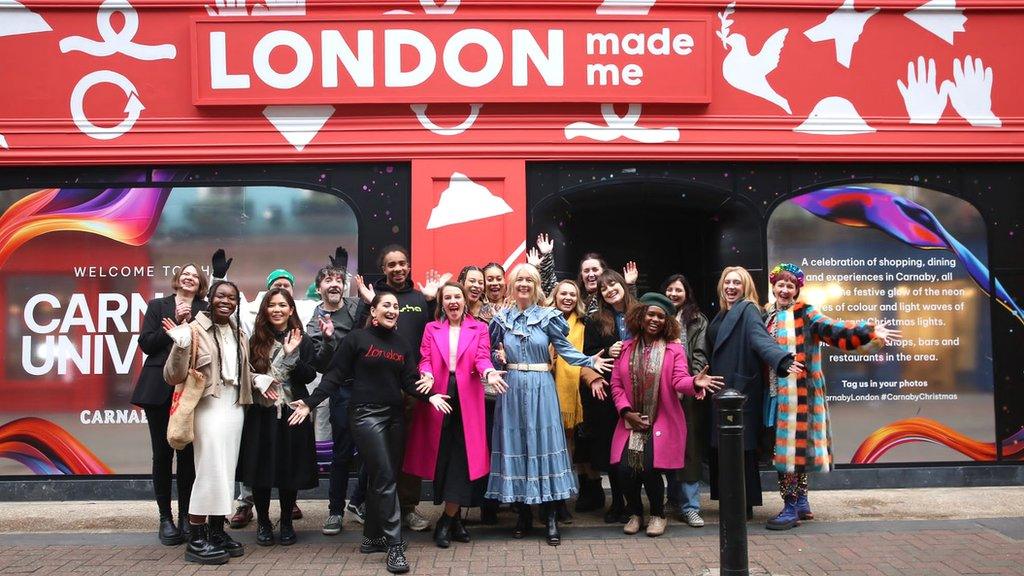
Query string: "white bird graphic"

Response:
xmin=805 ymin=0 xmax=879 ymax=68
xmin=718 ymin=2 xmax=791 ymax=114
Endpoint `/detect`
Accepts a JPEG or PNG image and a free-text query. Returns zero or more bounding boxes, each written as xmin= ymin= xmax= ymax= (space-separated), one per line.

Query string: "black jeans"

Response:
xmin=143 ymin=403 xmax=195 ymax=518
xmin=619 ymin=464 xmax=665 ymax=519
xmin=253 ymin=487 xmax=297 ymax=524
xmin=350 ymin=403 xmax=405 ymax=545
xmin=329 ymin=387 xmax=356 ymax=515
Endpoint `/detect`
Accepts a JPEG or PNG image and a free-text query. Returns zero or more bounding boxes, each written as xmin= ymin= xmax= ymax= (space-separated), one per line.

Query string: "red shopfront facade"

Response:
xmin=0 ymin=0 xmax=1021 ymax=481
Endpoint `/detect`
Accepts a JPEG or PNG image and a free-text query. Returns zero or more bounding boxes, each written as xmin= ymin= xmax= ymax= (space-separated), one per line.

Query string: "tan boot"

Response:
xmin=645 ymin=516 xmax=667 ymax=537
xmin=623 ymin=515 xmax=642 ymax=535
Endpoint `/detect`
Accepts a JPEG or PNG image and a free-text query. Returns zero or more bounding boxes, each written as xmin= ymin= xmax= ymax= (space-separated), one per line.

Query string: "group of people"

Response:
xmin=131 ymin=235 xmax=897 ymax=573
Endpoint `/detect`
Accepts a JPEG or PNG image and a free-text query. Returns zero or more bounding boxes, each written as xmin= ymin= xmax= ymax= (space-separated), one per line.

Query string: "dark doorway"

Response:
xmin=528 ymin=173 xmax=762 ymax=315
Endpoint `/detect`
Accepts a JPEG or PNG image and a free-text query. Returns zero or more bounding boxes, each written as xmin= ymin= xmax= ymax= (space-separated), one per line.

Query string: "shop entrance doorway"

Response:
xmin=528 ymin=167 xmax=763 ymax=314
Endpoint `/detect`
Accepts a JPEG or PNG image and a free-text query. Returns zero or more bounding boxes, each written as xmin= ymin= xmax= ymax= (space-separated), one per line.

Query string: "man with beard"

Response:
xmin=305 ymin=248 xmax=365 ymax=536
xmin=354 ymin=244 xmax=448 ymax=533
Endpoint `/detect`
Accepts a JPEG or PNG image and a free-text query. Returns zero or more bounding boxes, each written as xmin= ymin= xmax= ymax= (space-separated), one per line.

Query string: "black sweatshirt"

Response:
xmin=303 ymin=325 xmax=427 ymax=409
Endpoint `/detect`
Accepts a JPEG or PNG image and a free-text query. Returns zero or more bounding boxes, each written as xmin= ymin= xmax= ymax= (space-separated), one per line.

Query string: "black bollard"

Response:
xmin=715 ymin=389 xmax=749 ymax=576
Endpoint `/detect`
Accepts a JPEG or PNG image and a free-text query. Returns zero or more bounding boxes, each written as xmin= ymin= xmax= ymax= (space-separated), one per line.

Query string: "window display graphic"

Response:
xmin=0 ymin=185 xmax=362 ymax=475
xmin=770 ymin=183 xmax=1021 ymax=464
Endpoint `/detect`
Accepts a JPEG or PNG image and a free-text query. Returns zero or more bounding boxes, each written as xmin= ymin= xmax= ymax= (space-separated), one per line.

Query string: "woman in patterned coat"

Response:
xmin=764 ymin=263 xmax=900 ymax=530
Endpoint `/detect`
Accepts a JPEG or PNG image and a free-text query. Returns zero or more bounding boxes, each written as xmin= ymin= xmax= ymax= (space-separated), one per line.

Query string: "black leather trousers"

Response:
xmin=350 ymin=403 xmax=405 ymax=545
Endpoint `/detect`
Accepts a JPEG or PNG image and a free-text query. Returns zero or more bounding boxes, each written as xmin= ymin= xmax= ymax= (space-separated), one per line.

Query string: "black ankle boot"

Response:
xmin=556 ymin=500 xmax=573 ymax=524
xmin=159 ymin=514 xmax=183 ymax=546
xmin=256 ymin=519 xmax=275 ymax=546
xmin=512 ymin=504 xmax=532 ymax=539
xmin=575 ymin=478 xmax=604 ymax=513
xmin=386 ymin=542 xmax=410 ymax=574
xmin=184 ymin=523 xmax=229 ymax=565
xmin=480 ymin=501 xmax=498 ymax=525
xmin=433 ymin=514 xmax=452 ymax=548
xmin=177 ymin=501 xmax=191 ymax=539
xmin=451 ymin=514 xmax=470 ymax=543
xmin=544 ymin=503 xmax=561 ymax=546
xmin=207 ymin=516 xmax=244 ymax=557
xmin=279 ymin=517 xmax=296 ymax=546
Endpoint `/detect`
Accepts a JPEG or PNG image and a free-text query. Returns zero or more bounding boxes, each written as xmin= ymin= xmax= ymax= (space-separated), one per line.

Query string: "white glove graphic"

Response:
xmin=205 ymin=0 xmax=248 ymax=16
xmin=941 ymin=56 xmax=1001 ymax=128
xmin=897 ymin=57 xmax=948 ymax=125
xmin=251 ymin=0 xmax=305 ymax=15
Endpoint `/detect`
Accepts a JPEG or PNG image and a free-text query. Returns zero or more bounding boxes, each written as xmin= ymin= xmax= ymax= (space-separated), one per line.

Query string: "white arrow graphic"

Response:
xmin=70 ymin=70 xmax=145 ymax=140
xmin=410 ymin=104 xmax=482 ymax=136
xmin=262 ymin=105 xmax=335 ymax=150
xmin=0 ymin=0 xmax=52 ymax=38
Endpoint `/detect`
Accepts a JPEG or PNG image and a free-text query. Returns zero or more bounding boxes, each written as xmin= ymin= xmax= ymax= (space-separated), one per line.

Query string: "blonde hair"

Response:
xmin=549 ymin=279 xmax=586 ymax=318
xmin=717 ymin=266 xmax=761 ymax=311
xmin=506 ymin=263 xmax=548 ymax=307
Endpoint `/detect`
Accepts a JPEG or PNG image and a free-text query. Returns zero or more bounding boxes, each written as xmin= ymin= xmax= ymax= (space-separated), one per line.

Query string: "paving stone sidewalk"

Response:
xmin=1 ymin=517 xmax=1022 ymax=576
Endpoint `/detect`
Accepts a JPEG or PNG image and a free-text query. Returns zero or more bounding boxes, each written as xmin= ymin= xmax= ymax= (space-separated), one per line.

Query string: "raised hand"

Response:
xmin=429 ymin=394 xmax=453 ymax=414
xmin=589 ymin=379 xmax=608 ymax=401
xmin=623 ymin=261 xmax=639 ymax=285
xmin=526 ymin=247 xmax=542 ymax=267
xmin=318 ymin=315 xmax=334 ymax=338
xmin=873 ymin=324 xmax=902 ymax=345
xmin=591 ymin=350 xmax=613 ymax=374
xmin=693 ymin=366 xmax=725 ymax=393
xmin=417 ymin=269 xmax=452 ymax=300
xmin=211 ymin=248 xmax=233 ymax=279
xmin=536 ymin=233 xmax=554 ymax=255
xmin=942 ymin=55 xmax=1001 ymax=128
xmin=161 ymin=317 xmax=178 ymax=332
xmin=487 ymin=370 xmax=508 ymax=394
xmin=354 ymin=274 xmax=375 ymax=303
xmin=287 ymin=401 xmax=310 ymax=425
xmin=283 ymin=328 xmax=303 ymax=355
xmin=416 ymin=373 xmax=434 ymax=395
xmin=329 ymin=246 xmax=349 ymax=269
xmin=205 ymin=0 xmax=248 ymax=16
xmin=897 ymin=56 xmax=948 ymax=125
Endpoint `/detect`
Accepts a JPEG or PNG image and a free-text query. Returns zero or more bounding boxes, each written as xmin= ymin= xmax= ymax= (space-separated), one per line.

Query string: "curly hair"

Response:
xmin=626 ymin=301 xmax=681 ymax=342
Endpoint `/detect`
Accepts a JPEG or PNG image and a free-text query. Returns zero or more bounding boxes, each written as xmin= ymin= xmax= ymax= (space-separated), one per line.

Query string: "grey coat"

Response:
xmin=708 ymin=301 xmax=791 ymax=450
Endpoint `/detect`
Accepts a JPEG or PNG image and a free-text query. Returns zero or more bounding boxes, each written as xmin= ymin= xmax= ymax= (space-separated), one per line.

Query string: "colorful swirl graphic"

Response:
xmin=793 ymin=185 xmax=1024 ymax=325
xmin=852 ymin=417 xmax=1024 ymax=463
xmin=0 ymin=189 xmax=171 ymax=269
xmin=0 ymin=417 xmax=112 ymax=474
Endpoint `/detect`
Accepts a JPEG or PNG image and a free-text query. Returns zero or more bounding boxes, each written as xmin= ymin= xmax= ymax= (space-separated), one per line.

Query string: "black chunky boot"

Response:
xmin=386 ymin=542 xmax=410 ymax=574
xmin=450 ymin=514 xmax=470 ymax=543
xmin=159 ymin=514 xmax=183 ymax=546
xmin=433 ymin=513 xmax=452 ymax=548
xmin=279 ymin=517 xmax=297 ymax=546
xmin=207 ymin=516 xmax=244 ymax=557
xmin=184 ymin=523 xmax=229 ymax=565
xmin=512 ymin=503 xmax=532 ymax=539
xmin=256 ymin=519 xmax=275 ymax=546
xmin=544 ymin=503 xmax=561 ymax=547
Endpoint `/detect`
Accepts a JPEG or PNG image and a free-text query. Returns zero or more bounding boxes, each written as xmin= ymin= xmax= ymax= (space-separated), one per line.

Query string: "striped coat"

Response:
xmin=769 ymin=302 xmax=880 ymax=473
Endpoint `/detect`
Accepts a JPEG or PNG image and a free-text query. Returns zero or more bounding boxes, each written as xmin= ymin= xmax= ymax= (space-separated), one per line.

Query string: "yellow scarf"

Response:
xmin=553 ymin=312 xmax=585 ymax=430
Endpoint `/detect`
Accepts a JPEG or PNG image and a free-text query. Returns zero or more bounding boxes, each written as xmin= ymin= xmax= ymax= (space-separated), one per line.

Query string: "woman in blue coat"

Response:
xmin=486 ymin=263 xmax=611 ymax=546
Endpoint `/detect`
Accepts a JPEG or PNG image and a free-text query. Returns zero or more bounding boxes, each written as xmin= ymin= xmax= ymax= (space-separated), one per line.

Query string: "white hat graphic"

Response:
xmin=426 ymin=172 xmax=513 ymax=230
xmin=795 ymin=96 xmax=875 ymax=135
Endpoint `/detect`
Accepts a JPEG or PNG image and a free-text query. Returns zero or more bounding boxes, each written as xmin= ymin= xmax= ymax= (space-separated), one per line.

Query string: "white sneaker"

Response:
xmin=403 ymin=509 xmax=430 ymax=532
xmin=682 ymin=509 xmax=705 ymax=527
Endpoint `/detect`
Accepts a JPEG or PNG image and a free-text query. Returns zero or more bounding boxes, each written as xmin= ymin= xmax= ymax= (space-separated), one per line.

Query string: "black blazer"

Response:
xmin=708 ymin=300 xmax=791 ymax=450
xmin=130 ymin=294 xmax=208 ymax=407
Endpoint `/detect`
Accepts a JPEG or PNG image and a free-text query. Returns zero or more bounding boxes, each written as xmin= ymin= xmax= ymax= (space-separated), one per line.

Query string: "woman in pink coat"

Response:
xmin=403 ymin=282 xmax=507 ymax=548
xmin=607 ymin=293 xmax=722 ymax=537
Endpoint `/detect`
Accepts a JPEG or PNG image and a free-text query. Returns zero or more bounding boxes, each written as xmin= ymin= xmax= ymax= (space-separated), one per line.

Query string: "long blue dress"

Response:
xmin=486 ymin=305 xmax=595 ymax=504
